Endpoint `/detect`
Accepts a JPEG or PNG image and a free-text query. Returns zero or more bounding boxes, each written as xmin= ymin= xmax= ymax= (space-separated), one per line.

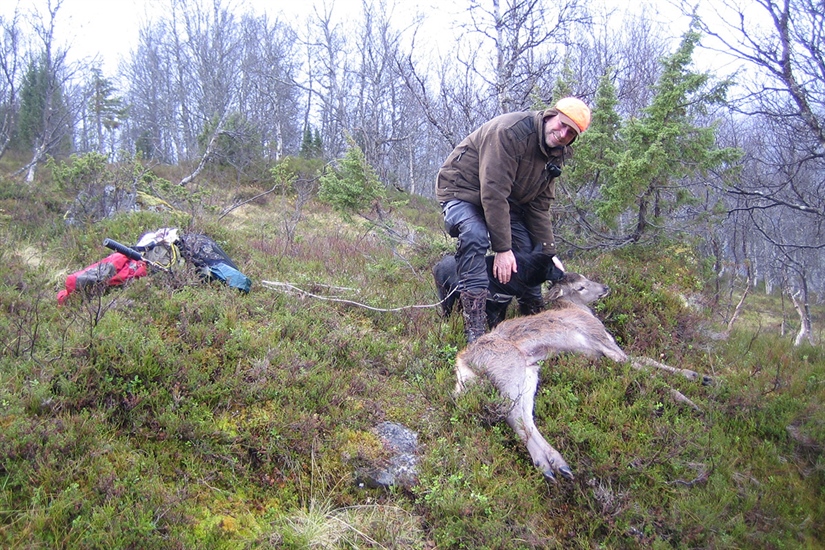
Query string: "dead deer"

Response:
xmin=453 ymin=272 xmax=711 ymax=482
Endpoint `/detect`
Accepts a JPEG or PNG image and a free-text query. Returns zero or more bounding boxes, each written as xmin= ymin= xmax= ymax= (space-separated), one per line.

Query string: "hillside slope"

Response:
xmin=0 ymin=173 xmax=823 ymax=549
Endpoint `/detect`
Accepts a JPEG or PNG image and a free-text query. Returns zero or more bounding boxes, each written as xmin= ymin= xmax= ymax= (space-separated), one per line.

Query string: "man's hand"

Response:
xmin=493 ymin=250 xmax=517 ymax=284
xmin=547 ymin=255 xmax=565 ymax=282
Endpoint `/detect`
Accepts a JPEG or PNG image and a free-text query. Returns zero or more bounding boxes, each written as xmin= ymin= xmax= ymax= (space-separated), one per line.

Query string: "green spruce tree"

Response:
xmin=565 ymin=68 xmax=623 ymax=205
xmin=594 ymin=23 xmax=741 ymax=242
xmin=299 ymin=125 xmax=314 ymax=158
xmin=318 ymin=137 xmax=384 ymax=219
xmin=87 ymin=67 xmax=128 ymax=155
xmin=14 ymin=54 xmax=71 ymax=160
xmin=312 ymin=128 xmax=323 ymax=158
xmin=15 ymin=58 xmax=51 ymax=151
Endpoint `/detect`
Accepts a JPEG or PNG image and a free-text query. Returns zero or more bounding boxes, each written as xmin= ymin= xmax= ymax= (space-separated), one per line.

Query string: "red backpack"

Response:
xmin=57 ymin=253 xmax=148 ymax=305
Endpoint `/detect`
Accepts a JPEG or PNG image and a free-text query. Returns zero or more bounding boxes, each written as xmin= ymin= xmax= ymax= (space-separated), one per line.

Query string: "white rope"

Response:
xmin=260 ymin=280 xmax=456 ymax=313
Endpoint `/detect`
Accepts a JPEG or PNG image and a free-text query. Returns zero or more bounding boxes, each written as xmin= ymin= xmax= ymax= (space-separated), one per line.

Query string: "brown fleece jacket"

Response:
xmin=435 ymin=109 xmax=569 ymax=255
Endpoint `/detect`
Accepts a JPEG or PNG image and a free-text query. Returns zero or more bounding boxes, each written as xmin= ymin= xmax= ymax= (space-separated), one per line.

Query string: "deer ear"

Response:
xmin=545 ymin=284 xmax=564 ymax=301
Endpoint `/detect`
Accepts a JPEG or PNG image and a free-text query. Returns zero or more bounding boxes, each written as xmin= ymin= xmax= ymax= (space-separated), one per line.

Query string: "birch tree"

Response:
xmin=14 ymin=0 xmax=73 ymax=183
xmin=237 ymin=13 xmax=301 ymax=163
xmin=123 ymin=23 xmax=177 ymax=163
xmin=0 ymin=9 xmax=23 ymax=160
xmin=463 ymin=0 xmax=587 ymax=113
xmin=304 ymin=3 xmax=351 ymax=159
xmin=689 ymin=0 xmax=825 ymax=343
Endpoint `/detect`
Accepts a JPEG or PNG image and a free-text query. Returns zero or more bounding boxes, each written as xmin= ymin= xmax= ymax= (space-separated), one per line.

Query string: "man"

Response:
xmin=436 ymin=96 xmax=591 ymax=343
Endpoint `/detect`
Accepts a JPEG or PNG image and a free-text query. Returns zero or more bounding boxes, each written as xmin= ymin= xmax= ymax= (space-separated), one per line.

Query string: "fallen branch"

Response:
xmin=630 ymin=356 xmax=712 ymax=385
xmin=666 ymin=470 xmax=709 ymax=487
xmin=630 ymin=356 xmax=709 ymax=412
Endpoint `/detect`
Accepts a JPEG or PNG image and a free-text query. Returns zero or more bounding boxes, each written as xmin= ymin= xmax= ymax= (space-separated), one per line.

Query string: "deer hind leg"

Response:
xmin=495 ymin=359 xmax=573 ymax=481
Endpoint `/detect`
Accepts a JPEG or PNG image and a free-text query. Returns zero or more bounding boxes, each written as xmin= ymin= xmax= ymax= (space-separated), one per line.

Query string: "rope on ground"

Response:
xmin=260 ymin=280 xmax=456 ymax=313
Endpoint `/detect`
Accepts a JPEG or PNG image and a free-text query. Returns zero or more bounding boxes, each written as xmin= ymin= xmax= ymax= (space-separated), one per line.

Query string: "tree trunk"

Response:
xmin=725 ymin=275 xmax=751 ymax=336
xmin=179 ymin=117 xmax=226 ymax=187
xmin=789 ymin=274 xmax=815 ymax=347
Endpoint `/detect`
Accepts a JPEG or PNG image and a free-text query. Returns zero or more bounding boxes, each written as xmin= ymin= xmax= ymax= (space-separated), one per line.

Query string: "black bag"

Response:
xmin=178 ymin=234 xmax=251 ymax=292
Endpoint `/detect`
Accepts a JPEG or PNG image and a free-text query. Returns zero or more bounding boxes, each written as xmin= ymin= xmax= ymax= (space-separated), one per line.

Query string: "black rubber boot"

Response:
xmin=518 ymin=295 xmax=545 ymax=316
xmin=460 ymin=288 xmax=488 ymax=344
xmin=487 ymin=301 xmax=508 ymax=329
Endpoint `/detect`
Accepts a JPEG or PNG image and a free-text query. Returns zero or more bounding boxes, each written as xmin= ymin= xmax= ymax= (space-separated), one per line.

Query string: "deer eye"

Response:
xmin=576 ymin=286 xmax=586 ymax=291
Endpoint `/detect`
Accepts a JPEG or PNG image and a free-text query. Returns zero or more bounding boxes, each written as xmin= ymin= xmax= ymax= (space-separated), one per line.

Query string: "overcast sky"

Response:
xmin=2 ymin=0 xmax=694 ymax=75
xmin=2 ymin=0 xmax=435 ymax=72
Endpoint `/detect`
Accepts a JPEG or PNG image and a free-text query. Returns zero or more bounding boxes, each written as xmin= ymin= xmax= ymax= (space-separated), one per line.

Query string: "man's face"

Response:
xmin=544 ymin=115 xmax=577 ymax=148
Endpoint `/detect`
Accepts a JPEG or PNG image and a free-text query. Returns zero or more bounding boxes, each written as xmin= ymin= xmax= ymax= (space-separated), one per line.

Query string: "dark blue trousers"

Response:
xmin=441 ymin=199 xmax=542 ymax=303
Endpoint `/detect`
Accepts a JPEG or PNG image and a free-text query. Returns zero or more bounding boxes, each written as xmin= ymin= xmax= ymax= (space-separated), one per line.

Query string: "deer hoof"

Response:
xmin=558 ymin=466 xmax=574 ymax=480
xmin=543 ymin=469 xmax=557 ymax=483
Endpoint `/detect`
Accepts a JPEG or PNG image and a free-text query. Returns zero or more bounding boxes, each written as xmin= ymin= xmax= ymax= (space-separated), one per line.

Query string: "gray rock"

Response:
xmin=356 ymin=421 xmax=419 ymax=489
